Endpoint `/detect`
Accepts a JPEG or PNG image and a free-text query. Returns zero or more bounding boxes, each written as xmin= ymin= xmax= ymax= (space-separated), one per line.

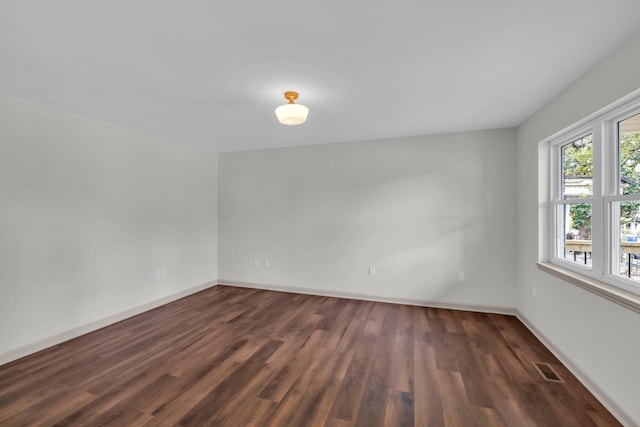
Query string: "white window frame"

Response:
xmin=550 ymin=126 xmax=596 ymax=274
xmin=548 ymin=95 xmax=640 ymax=301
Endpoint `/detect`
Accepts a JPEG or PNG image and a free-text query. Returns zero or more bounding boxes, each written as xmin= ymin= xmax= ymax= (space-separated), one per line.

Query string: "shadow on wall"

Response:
xmin=219 ymin=130 xmax=516 ymax=307
xmin=259 ymin=170 xmax=492 ymax=302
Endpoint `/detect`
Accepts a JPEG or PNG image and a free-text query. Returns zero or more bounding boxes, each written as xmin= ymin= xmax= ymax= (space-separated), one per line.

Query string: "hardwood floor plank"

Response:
xmin=262 ymin=348 xmax=335 ymax=427
xmin=326 ymin=348 xmax=374 ymax=424
xmin=0 ymin=286 xmax=622 ymax=426
xmin=413 ymin=322 xmax=445 ymax=426
xmin=292 ymin=347 xmax=356 ymax=427
xmin=142 ymin=338 xmax=266 ymax=425
xmin=178 ymin=339 xmax=284 ymax=425
xmin=0 ymin=383 xmax=75 ymax=425
xmin=452 ymin=331 xmax=495 ymax=409
xmin=429 ymin=316 xmax=460 ymax=372
xmin=470 ymin=406 xmax=507 ymax=427
xmin=258 ymin=317 xmax=327 ymax=403
xmin=353 ymin=304 xmax=399 ymax=427
xmin=437 ymin=369 xmax=476 ymax=426
xmin=222 ymin=397 xmax=277 ymax=427
xmin=390 ymin=306 xmax=414 ymax=394
xmin=29 ymin=391 xmax=97 ymax=427
xmin=384 ymin=390 xmax=414 ymax=427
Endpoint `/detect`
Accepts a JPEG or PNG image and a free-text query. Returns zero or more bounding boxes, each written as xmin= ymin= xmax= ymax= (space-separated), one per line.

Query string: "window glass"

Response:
xmin=562 ymin=135 xmax=593 ymax=199
xmin=619 ymin=112 xmax=640 ymax=195
xmin=618 ymin=201 xmax=640 ymax=281
xmin=561 ymin=203 xmax=592 ymax=266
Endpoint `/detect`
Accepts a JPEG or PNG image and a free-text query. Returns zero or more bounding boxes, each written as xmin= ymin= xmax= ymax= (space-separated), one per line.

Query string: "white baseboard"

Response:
xmin=0 ymin=281 xmax=217 ymax=367
xmin=216 ymin=279 xmax=517 ymax=316
xmin=516 ymin=311 xmax=637 ymax=427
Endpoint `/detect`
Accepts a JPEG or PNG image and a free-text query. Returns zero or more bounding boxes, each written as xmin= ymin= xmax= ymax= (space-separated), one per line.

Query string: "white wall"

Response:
xmin=219 ymin=129 xmax=517 ymax=309
xmin=517 ymin=31 xmax=640 ymax=424
xmin=0 ymin=91 xmax=218 ymax=358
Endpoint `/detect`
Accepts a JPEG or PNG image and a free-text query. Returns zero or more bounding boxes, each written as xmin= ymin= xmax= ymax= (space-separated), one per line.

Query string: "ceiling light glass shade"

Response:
xmin=275 ymin=103 xmax=309 ymax=125
xmin=275 ymin=91 xmax=309 ymax=125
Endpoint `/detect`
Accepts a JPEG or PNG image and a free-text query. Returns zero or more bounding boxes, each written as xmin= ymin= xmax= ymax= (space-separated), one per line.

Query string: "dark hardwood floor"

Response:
xmin=0 ymin=286 xmax=621 ymax=426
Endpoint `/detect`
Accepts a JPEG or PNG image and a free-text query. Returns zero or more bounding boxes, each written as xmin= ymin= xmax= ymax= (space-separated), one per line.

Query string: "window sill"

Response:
xmin=536 ymin=262 xmax=640 ymax=314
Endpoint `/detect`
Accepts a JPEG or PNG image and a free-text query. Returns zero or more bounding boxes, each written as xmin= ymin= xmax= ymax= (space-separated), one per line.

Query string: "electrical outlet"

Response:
xmin=254 ymin=258 xmax=261 ymax=268
xmin=369 ymin=266 xmax=376 ymax=276
xmin=154 ymin=268 xmax=166 ymax=280
xmin=264 ymin=259 xmax=270 ymax=268
xmin=458 ymin=272 xmax=465 ymax=281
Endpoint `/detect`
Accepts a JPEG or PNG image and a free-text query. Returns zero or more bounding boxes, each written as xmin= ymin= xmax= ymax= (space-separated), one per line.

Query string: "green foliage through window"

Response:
xmin=619 ymin=132 xmax=640 ymax=225
xmin=569 ymin=204 xmax=591 ymax=239
xmin=562 ymin=135 xmax=593 ymax=179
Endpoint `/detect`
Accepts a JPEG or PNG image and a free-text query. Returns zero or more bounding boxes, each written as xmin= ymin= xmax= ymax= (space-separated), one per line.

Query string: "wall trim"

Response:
xmin=0 ymin=281 xmax=217 ymax=367
xmin=536 ymin=262 xmax=640 ymax=314
xmin=216 ymin=279 xmax=517 ymax=316
xmin=516 ymin=311 xmax=637 ymax=427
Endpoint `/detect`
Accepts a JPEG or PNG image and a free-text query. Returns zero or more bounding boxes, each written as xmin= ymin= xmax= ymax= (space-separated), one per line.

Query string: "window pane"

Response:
xmin=619 ymin=112 xmax=640 ymax=195
xmin=617 ymin=201 xmax=640 ymax=281
xmin=562 ymin=135 xmax=593 ymax=199
xmin=560 ymin=203 xmax=592 ymax=266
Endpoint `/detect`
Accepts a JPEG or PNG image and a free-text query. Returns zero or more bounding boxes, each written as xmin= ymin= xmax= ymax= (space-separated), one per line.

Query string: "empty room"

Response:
xmin=1 ymin=1 xmax=640 ymax=426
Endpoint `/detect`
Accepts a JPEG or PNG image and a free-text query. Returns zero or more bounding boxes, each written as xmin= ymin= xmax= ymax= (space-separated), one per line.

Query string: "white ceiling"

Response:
xmin=1 ymin=1 xmax=639 ymax=153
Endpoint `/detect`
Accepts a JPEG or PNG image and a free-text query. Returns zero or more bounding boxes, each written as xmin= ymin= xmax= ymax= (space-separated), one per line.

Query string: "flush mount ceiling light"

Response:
xmin=275 ymin=91 xmax=309 ymax=125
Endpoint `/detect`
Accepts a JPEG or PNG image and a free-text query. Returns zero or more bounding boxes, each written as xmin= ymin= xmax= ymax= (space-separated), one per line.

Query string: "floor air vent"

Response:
xmin=532 ymin=362 xmax=564 ymax=383
xmin=222 ymin=288 xmax=243 ymax=294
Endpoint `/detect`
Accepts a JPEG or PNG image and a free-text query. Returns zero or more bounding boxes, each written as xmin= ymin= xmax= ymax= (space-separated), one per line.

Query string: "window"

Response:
xmin=554 ymin=134 xmax=593 ymax=268
xmin=550 ymin=97 xmax=640 ymax=297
